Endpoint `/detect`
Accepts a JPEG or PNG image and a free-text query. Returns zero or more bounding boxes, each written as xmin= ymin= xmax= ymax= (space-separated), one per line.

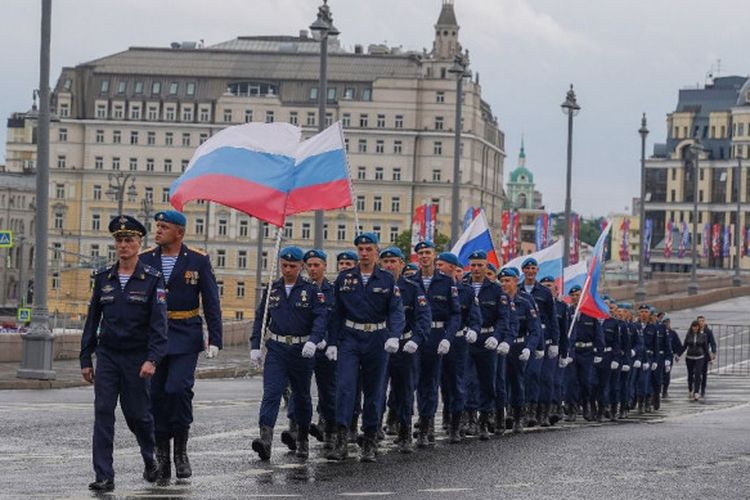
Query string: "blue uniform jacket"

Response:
xmin=512 ymin=291 xmax=541 ymax=349
xmin=80 ymin=260 xmax=168 ymax=369
xmin=318 ymin=278 xmax=336 ymax=342
xmin=600 ymin=318 xmax=622 ymax=357
xmin=526 ymin=281 xmax=561 ymax=347
xmin=471 ymin=278 xmax=512 ymax=343
xmin=569 ymin=312 xmax=604 ymax=353
xmin=415 ymin=269 xmax=460 ymax=343
xmin=640 ymin=322 xmax=659 ymax=363
xmin=617 ymin=319 xmax=633 ymax=365
xmin=555 ymin=300 xmax=571 ymax=357
xmin=250 ymin=275 xmax=327 ymax=350
xmin=457 ymin=281 xmax=482 ymax=333
xmin=330 ymin=266 xmax=405 ymax=343
xmin=398 ymin=275 xmax=432 ymax=346
xmin=629 ymin=321 xmax=645 ymax=362
xmin=654 ymin=323 xmax=673 ymax=362
xmin=139 ymin=244 xmax=222 ymax=354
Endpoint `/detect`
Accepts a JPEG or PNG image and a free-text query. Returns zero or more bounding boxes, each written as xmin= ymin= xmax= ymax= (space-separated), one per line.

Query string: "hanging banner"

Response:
xmin=546 ymin=214 xmax=554 ymax=248
xmin=643 ymin=218 xmax=653 ymax=262
xmin=410 ymin=203 xmax=438 ymax=261
xmin=501 ymin=210 xmax=510 ymax=262
xmin=535 ymin=216 xmax=544 ymax=251
xmin=463 ymin=207 xmax=480 ymax=231
xmin=664 ymin=221 xmax=673 ymax=259
xmin=678 ymin=221 xmax=689 ymax=258
xmin=702 ymin=223 xmax=710 ymax=258
xmin=711 ymin=223 xmax=721 ymax=258
xmin=746 ymin=227 xmax=750 ymax=257
xmin=722 ymin=225 xmax=731 ymax=258
xmin=511 ymin=211 xmax=520 ymax=259
xmin=619 ymin=218 xmax=630 ymax=261
xmin=569 ymin=214 xmax=580 ymax=265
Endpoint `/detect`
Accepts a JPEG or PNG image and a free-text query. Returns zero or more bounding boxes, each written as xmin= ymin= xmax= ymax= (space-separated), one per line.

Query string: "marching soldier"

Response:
xmin=614 ymin=304 xmax=633 ymax=419
xmin=540 ymin=276 xmax=569 ymax=425
xmin=80 ymin=215 xmax=167 ymax=492
xmin=336 ymin=250 xmax=358 ymax=272
xmin=139 ymin=210 xmax=222 ymax=480
xmin=650 ymin=309 xmax=673 ymax=410
xmin=594 ymin=297 xmax=621 ymax=422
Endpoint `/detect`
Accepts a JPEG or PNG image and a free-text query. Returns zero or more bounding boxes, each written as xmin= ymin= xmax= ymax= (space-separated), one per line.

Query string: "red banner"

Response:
xmin=664 ymin=221 xmax=673 ymax=258
xmin=711 ymin=223 xmax=721 ymax=258
xmin=619 ymin=218 xmax=630 ymax=261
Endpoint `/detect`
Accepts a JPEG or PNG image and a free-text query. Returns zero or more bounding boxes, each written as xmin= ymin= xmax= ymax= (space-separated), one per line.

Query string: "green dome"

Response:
xmin=509 ymin=165 xmax=533 ymax=184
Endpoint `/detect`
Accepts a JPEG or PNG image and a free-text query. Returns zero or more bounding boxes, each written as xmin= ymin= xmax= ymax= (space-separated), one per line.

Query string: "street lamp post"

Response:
xmin=139 ymin=197 xmax=154 ymax=247
xmin=310 ymin=0 xmax=339 ymax=248
xmin=18 ymin=0 xmax=55 ymax=380
xmin=106 ymin=172 xmax=137 ymax=215
xmin=448 ymin=55 xmax=471 ymax=246
xmin=561 ymin=85 xmax=581 ymax=267
xmin=688 ymin=140 xmax=702 ymax=296
xmin=733 ymin=155 xmax=743 ymax=287
xmin=635 ymin=114 xmax=649 ymax=302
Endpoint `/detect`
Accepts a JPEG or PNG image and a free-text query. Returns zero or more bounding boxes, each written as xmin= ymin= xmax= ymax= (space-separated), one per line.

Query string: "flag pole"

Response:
xmin=337 ymin=122 xmax=360 ymax=234
xmin=259 ymin=227 xmax=284 ymax=360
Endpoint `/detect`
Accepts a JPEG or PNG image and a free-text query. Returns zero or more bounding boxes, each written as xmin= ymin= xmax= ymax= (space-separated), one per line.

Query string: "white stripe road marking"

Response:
xmin=339 ymin=493 xmax=395 ymax=497
xmin=418 ymin=488 xmax=473 ymax=493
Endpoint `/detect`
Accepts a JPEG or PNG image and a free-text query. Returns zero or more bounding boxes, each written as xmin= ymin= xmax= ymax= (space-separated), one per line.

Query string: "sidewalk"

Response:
xmin=0 ymin=344 xmax=257 ymax=390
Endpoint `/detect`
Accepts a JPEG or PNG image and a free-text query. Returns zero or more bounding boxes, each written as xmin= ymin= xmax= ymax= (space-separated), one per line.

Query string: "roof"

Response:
xmin=436 ymin=1 xmax=458 ymax=26
xmin=509 ymin=165 xmax=533 ymax=184
xmin=208 ymin=35 xmax=347 ymax=54
xmin=0 ymin=172 xmax=36 ymax=191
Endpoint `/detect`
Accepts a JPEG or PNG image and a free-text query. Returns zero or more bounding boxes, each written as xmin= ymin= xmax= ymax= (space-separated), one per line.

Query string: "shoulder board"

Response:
xmin=142 ymin=264 xmax=162 ymax=277
xmin=93 ymin=266 xmax=109 ymax=276
xmin=139 ymin=246 xmax=158 ymax=256
xmin=187 ymin=245 xmax=208 ymax=256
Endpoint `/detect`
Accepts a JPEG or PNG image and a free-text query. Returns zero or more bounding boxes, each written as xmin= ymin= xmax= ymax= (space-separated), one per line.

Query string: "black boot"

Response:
xmin=478 ymin=412 xmax=491 ymax=441
xmin=309 ymin=419 xmax=325 ymax=442
xmin=442 ymin=407 xmax=451 ymax=431
xmin=449 ymin=412 xmax=462 ymax=443
xmin=155 ymin=436 xmax=171 ymax=480
xmin=494 ymin=408 xmax=506 ymax=436
xmin=596 ymin=402 xmax=604 ymax=423
xmin=280 ymin=420 xmax=298 ymax=451
xmin=645 ymin=396 xmax=653 ymax=413
xmin=348 ymin=416 xmax=359 ymax=444
xmin=512 ymin=406 xmax=524 ymax=433
xmin=360 ymin=431 xmax=377 ymax=463
xmin=505 ymin=407 xmax=514 ymax=430
xmin=427 ymin=417 xmax=436 ymax=444
xmin=610 ymin=403 xmax=618 ymax=422
xmin=88 ymin=479 xmax=115 ymax=492
xmin=252 ymin=426 xmax=273 ymax=461
xmin=416 ymin=418 xmax=429 ymax=448
xmin=466 ymin=410 xmax=478 ymax=436
xmin=564 ymin=404 xmax=577 ymax=422
xmin=525 ymin=404 xmax=537 ymax=427
xmin=653 ymin=392 xmax=661 ymax=411
xmin=637 ymin=396 xmax=644 ymax=414
xmin=582 ymin=402 xmax=593 ymax=421
xmin=398 ymin=423 xmax=414 ymax=453
xmin=173 ymin=431 xmax=192 ymax=479
xmin=323 ymin=421 xmax=336 ymax=451
xmin=295 ymin=426 xmax=309 ymax=459
xmin=539 ymin=404 xmax=551 ymax=427
xmin=551 ymin=403 xmax=562 ymax=425
xmin=143 ymin=457 xmax=159 ymax=483
xmin=385 ymin=409 xmax=399 ymax=436
xmin=325 ymin=426 xmax=349 ymax=461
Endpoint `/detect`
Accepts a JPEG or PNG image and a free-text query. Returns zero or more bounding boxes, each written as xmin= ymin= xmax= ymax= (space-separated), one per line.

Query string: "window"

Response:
xmin=52 ymin=272 xmax=60 ymax=290
xmin=356 ymin=195 xmax=365 ymax=211
xmin=239 ymin=219 xmax=248 ymax=237
xmin=130 ymin=105 xmax=141 ymax=120
xmin=342 ymin=113 xmax=351 ymax=127
xmin=146 ymin=158 xmax=154 ymax=172
xmin=199 ymin=107 xmax=210 ymax=122
xmin=373 ymin=196 xmax=382 ymax=212
xmin=129 ymin=158 xmax=137 ymax=171
xmin=52 ymin=243 xmax=62 ymax=260
xmin=263 ymin=222 xmax=270 ymax=238
xmin=325 ymin=112 xmax=333 ymax=127
xmin=265 ymin=111 xmax=274 ymax=123
xmin=216 ymin=250 xmax=226 ymax=268
xmin=435 ymin=116 xmax=444 ymax=130
xmin=217 ymin=280 xmax=224 ymax=296
xmin=323 ymin=224 xmax=328 ymax=240
xmin=100 ymin=79 xmax=110 ymax=93
xmin=93 ymin=185 xmax=102 ymax=200
xmin=108 ymin=245 xmax=116 ymax=262
xmin=165 ymin=132 xmax=173 ymax=145
xmin=181 ymin=132 xmax=191 ymax=147
xmin=113 ymin=105 xmax=124 ymax=119
xmin=358 ymin=139 xmax=367 ymax=153
xmin=59 ymin=103 xmax=69 ymax=117
xmin=436 ymin=91 xmax=445 ymax=103
xmin=392 ymin=168 xmax=401 ymax=181
xmin=433 ymin=141 xmax=443 ymax=155
xmin=432 ymin=169 xmax=441 ymax=181
xmin=160 ymin=188 xmax=169 ymax=203
xmin=344 ymin=87 xmax=355 ymax=99
xmin=182 ymin=106 xmax=193 ymax=122
xmin=390 ymin=226 xmax=399 ymax=242
xmin=376 ymin=140 xmax=384 ymax=154
xmin=373 ymin=225 xmax=381 ymax=240
xmin=223 ymin=109 xmax=232 ymax=122
xmin=115 ymin=81 xmax=126 ymax=94
xmin=144 ymin=187 xmax=153 ymax=201
xmin=359 ymin=114 xmax=369 ymax=127
xmin=302 ymin=222 xmax=311 ymax=239
xmin=186 ymin=82 xmax=195 ymax=96
xmin=670 ymin=189 xmax=676 ymax=201
xmin=165 ymin=106 xmax=176 ymax=121
xmin=134 ymin=81 xmax=144 ymax=94
xmin=238 ymin=250 xmax=247 ymax=269
xmin=151 ymin=81 xmax=161 ymax=95
xmin=90 ymin=244 xmax=100 ymax=259
xmin=95 ymin=130 xmax=104 ymax=143
xmin=375 ymin=167 xmax=384 ymax=180
xmin=288 ymin=111 xmax=298 ymax=125
xmin=91 ymin=214 xmax=101 ymax=231
xmin=57 ymin=155 xmax=66 ymax=169
xmin=284 ymin=222 xmax=293 ymax=239
xmin=147 ymin=131 xmax=155 ymax=145
xmin=199 ymin=133 xmax=208 ymax=144
xmin=169 ymin=81 xmax=178 ymax=95
xmin=362 ymin=88 xmax=372 ymax=101
xmin=55 ymin=183 xmax=65 ymax=199
xmin=357 ymin=166 xmax=366 ymax=180
xmin=129 ymin=131 xmax=138 ymax=145
xmin=147 ymin=106 xmax=158 ymax=121
xmin=195 ymin=218 xmax=204 ymax=235
xmin=54 ymin=212 xmax=64 ymax=229
xmin=218 ymin=218 xmax=227 ymax=236
xmin=328 ymin=88 xmax=337 ymax=100
xmin=181 ymin=159 xmax=189 ymax=172
xmin=337 ymin=224 xmax=346 ymax=241
xmin=309 ymin=87 xmax=318 ymax=100
xmin=164 ymin=159 xmax=172 ymax=173
xmin=112 ymin=157 xmax=120 ymax=170
xmin=394 ymin=140 xmax=403 ymax=154
xmin=344 ymin=138 xmax=349 ymax=152
xmin=95 ymin=156 xmax=103 ymax=170
xmin=307 ymin=112 xmax=316 ymax=127
xmin=112 ymin=130 xmax=121 ymax=144
xmin=391 ymin=197 xmax=401 ymax=212
xmin=394 ymin=115 xmax=404 ymax=128
xmin=262 ymin=251 xmax=268 ymax=270
xmin=237 ymin=281 xmax=245 ymax=298
xmin=377 ymin=114 xmax=386 ymax=128
xmin=441 ymin=67 xmax=447 ymax=79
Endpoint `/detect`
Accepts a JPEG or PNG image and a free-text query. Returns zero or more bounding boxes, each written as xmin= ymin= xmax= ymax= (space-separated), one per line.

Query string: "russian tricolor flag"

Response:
xmin=169 ymin=121 xmax=351 ymax=226
xmin=451 ymin=211 xmax=500 ymax=268
xmin=563 ymin=260 xmax=588 ymax=296
xmin=576 ymin=220 xmax=612 ymax=319
xmin=504 ymin=239 xmax=564 ymax=285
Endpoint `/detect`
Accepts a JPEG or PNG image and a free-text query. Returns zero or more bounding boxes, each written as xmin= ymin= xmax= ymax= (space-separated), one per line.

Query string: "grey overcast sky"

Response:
xmin=1 ymin=0 xmax=748 ymax=217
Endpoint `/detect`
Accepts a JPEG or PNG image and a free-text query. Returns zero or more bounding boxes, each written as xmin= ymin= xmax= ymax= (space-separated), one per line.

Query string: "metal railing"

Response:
xmin=708 ymin=324 xmax=750 ymax=376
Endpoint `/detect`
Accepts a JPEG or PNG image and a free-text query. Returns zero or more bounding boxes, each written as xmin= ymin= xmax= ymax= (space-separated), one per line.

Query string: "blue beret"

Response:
xmin=154 ymin=210 xmax=186 ymax=227
xmin=602 ymin=295 xmax=613 ymax=302
xmin=499 ymin=267 xmax=519 ymax=278
xmin=354 ymin=232 xmax=379 ymax=246
xmin=468 ymin=250 xmax=487 ymax=260
xmin=638 ymin=303 xmax=651 ymax=311
xmin=619 ymin=302 xmax=633 ymax=310
xmin=662 ymin=317 xmax=670 ymax=323
xmin=414 ymin=241 xmax=435 ymax=252
xmin=336 ymin=250 xmax=358 ymax=262
xmin=539 ymin=275 xmax=555 ymax=283
xmin=109 ymin=215 xmax=147 ymax=237
xmin=379 ymin=246 xmax=404 ymax=260
xmin=649 ymin=307 xmax=657 ymax=314
xmin=568 ymin=285 xmax=582 ymax=293
xmin=521 ymin=257 xmax=538 ymax=268
xmin=487 ymin=263 xmax=497 ymax=273
xmin=279 ymin=246 xmax=304 ymax=262
xmin=303 ymin=249 xmax=327 ymax=262
xmin=436 ymin=252 xmax=459 ymax=267
xmin=404 ymin=263 xmax=419 ymax=272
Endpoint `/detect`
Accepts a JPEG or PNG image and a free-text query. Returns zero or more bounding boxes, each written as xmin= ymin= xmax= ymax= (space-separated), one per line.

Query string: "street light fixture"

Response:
xmin=448 ymin=54 xmax=471 ymax=246
xmin=107 ymin=172 xmax=137 ymax=215
xmin=687 ymin=139 xmax=704 ymax=296
xmin=310 ymin=0 xmax=339 ymax=248
xmin=561 ymin=84 xmax=581 ymax=267
xmin=635 ymin=113 xmax=649 ymax=302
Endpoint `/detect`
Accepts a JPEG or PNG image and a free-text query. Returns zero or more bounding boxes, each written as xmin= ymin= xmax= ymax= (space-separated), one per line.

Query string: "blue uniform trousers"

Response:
xmin=650 ymin=362 xmax=665 ymax=396
xmin=524 ymin=354 xmax=543 ymax=404
xmin=506 ymin=344 xmax=528 ymax=409
xmin=417 ymin=339 xmax=443 ymax=419
xmin=566 ymin=348 xmax=594 ymax=406
xmin=465 ymin=339 xmax=496 ymax=412
xmin=539 ymin=351 xmax=558 ymax=405
xmin=609 ymin=366 xmax=621 ymax=406
xmin=385 ymin=345 xmax=418 ymax=425
xmin=440 ymin=336 xmax=468 ymax=415
xmin=336 ymin=329 xmax=388 ymax=433
xmin=593 ymin=354 xmax=613 ymax=406
xmin=93 ymin=347 xmax=155 ymax=482
xmin=553 ymin=365 xmax=565 ymax=404
xmin=636 ymin=360 xmax=651 ymax=397
xmin=494 ymin=354 xmax=508 ymax=409
xmin=313 ymin=351 xmax=337 ymax=424
xmin=464 ymin=353 xmax=479 ymax=410
xmin=150 ymin=352 xmax=199 ymax=439
xmin=259 ymin=340 xmax=314 ymax=428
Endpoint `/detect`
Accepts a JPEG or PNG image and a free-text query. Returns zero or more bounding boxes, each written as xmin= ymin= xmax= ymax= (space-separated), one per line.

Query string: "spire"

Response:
xmin=519 ymin=137 xmax=526 ymax=167
xmin=432 ymin=0 xmax=461 ymax=60
xmin=436 ymin=0 xmax=458 ymax=27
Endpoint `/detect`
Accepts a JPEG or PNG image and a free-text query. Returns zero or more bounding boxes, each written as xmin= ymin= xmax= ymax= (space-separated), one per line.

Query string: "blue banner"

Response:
xmin=722 ymin=225 xmax=731 ymax=258
xmin=535 ymin=216 xmax=544 ymax=250
xmin=644 ymin=219 xmax=653 ymax=261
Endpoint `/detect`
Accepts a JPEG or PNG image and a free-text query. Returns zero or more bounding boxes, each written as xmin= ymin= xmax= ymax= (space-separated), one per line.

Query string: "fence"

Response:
xmin=708 ymin=324 xmax=750 ymax=376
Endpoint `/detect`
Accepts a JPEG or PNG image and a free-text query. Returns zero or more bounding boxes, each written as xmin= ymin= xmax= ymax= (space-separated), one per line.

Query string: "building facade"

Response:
xmin=504 ymin=142 xmax=544 ymax=255
xmin=3 ymin=1 xmax=506 ymax=319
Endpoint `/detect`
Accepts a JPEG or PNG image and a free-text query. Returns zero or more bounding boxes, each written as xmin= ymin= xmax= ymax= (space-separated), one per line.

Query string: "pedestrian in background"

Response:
xmin=697 ymin=315 xmax=717 ymax=398
xmin=676 ymin=320 xmax=710 ymax=401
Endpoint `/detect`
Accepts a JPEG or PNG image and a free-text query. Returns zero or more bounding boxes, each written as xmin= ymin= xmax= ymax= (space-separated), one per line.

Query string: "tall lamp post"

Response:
xmin=733 ymin=154 xmax=743 ymax=287
xmin=448 ymin=54 xmax=471 ymax=246
xmin=310 ymin=0 xmax=339 ymax=248
xmin=18 ymin=0 xmax=55 ymax=380
xmin=106 ymin=172 xmax=137 ymax=215
xmin=635 ymin=114 xmax=649 ymax=302
xmin=688 ymin=139 xmax=703 ymax=296
xmin=139 ymin=196 xmax=154 ymax=247
xmin=561 ymin=85 xmax=581 ymax=267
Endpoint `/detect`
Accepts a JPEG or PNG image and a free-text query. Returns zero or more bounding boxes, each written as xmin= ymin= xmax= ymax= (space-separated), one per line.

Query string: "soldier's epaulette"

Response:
xmin=187 ymin=245 xmax=208 ymax=256
xmin=142 ymin=264 xmax=162 ymax=278
xmin=139 ymin=246 xmax=158 ymax=256
xmin=301 ymin=275 xmax=312 ymax=284
xmin=93 ymin=265 xmax=110 ymax=277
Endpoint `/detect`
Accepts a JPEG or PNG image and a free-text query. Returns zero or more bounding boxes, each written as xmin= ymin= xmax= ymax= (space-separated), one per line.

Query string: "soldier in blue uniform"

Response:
xmin=594 ymin=297 xmax=621 ymax=422
xmin=403 ymin=262 xmax=419 ymax=277
xmin=498 ymin=267 xmax=540 ymax=433
xmin=80 ymin=215 xmax=168 ymax=492
xmin=612 ymin=303 xmax=633 ymax=419
xmin=379 ymin=247 xmax=431 ymax=452
xmin=520 ymin=259 xmax=560 ymax=427
xmin=326 ymin=233 xmax=405 ymax=462
xmin=634 ymin=304 xmax=656 ymax=413
xmin=336 ymin=250 xmax=358 ymax=272
xmin=564 ymin=285 xmax=604 ymax=422
xmin=540 ymin=276 xmax=569 ymax=425
xmin=413 ymin=241 xmax=461 ymax=447
xmin=139 ymin=210 xmax=222 ymax=480
xmin=650 ymin=309 xmax=673 ymax=410
xmin=662 ymin=317 xmax=681 ymax=399
xmin=249 ymin=247 xmax=327 ymax=461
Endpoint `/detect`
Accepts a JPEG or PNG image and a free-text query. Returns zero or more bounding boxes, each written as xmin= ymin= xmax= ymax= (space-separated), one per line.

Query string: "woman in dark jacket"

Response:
xmin=677 ymin=320 xmax=709 ymax=401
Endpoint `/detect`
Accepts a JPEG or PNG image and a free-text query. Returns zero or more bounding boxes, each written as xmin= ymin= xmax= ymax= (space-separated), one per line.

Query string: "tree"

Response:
xmin=394 ymin=230 xmax=451 ymax=257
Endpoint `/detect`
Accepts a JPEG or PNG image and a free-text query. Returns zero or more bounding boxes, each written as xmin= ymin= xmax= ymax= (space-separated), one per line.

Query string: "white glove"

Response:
xmin=437 ymin=339 xmax=451 ymax=355
xmin=651 ymin=362 xmax=658 ymax=371
xmin=633 ymin=360 xmax=642 ymax=369
xmin=384 ymin=337 xmax=400 ymax=354
xmin=534 ymin=350 xmax=545 ymax=360
xmin=465 ymin=329 xmax=478 ymax=344
xmin=301 ymin=341 xmax=317 ymax=358
xmin=325 ymin=345 xmax=338 ymax=361
xmin=250 ymin=349 xmax=262 ymax=368
xmin=642 ymin=362 xmax=649 ymax=371
xmin=594 ymin=356 xmax=603 ymax=364
xmin=519 ymin=348 xmax=531 ymax=361
xmin=610 ymin=361 xmax=619 ymax=370
xmin=317 ymin=339 xmax=327 ymax=351
xmin=665 ymin=360 xmax=671 ymax=368
xmin=621 ymin=364 xmax=631 ymax=372
xmin=630 ymin=349 xmax=636 ymax=358
xmin=205 ymin=345 xmax=220 ymax=359
xmin=558 ymin=356 xmax=570 ymax=368
xmin=548 ymin=345 xmax=559 ymax=359
xmin=665 ymin=364 xmax=671 ymax=373
xmin=403 ymin=340 xmax=419 ymax=354
xmin=484 ymin=337 xmax=499 ymax=351
xmin=497 ymin=341 xmax=510 ymax=356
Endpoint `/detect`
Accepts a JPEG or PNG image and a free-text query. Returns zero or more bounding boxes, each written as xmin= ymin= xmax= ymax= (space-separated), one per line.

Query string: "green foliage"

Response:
xmin=394 ymin=230 xmax=451 ymax=257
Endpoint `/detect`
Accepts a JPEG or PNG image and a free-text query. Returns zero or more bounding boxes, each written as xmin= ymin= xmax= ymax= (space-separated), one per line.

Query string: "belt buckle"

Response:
xmin=285 ymin=335 xmax=293 ymax=345
xmin=363 ymin=324 xmax=374 ymax=332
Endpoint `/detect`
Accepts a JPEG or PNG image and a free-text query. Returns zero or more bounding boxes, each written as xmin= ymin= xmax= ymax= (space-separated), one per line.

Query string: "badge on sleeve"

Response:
xmin=417 ymin=295 xmax=427 ymax=307
xmin=156 ymin=288 xmax=167 ymax=304
xmin=317 ymin=292 xmax=326 ymax=303
xmin=393 ymin=285 xmax=401 ymax=297
xmin=451 ymin=286 xmax=458 ymax=297
xmin=530 ymin=308 xmax=537 ymax=318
